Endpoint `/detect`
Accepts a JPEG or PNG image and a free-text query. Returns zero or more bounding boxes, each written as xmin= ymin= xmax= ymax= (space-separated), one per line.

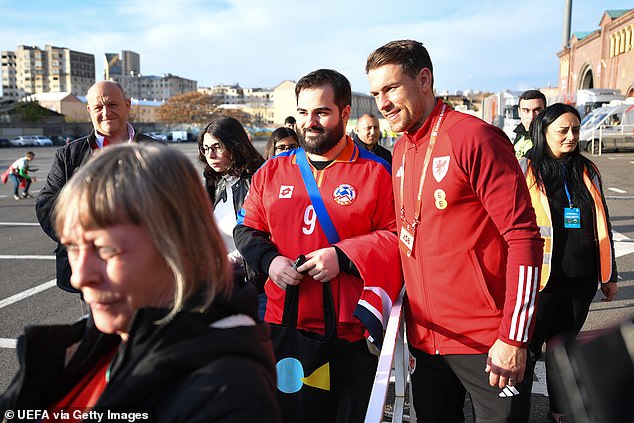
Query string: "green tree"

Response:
xmin=15 ymin=100 xmax=50 ymax=122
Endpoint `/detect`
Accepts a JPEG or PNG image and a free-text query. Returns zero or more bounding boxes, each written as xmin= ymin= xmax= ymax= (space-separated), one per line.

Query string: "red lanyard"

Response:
xmin=399 ymin=103 xmax=447 ymax=231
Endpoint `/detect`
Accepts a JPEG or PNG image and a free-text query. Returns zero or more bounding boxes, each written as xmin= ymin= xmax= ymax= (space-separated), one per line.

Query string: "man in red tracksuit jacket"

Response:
xmin=367 ymin=40 xmax=544 ymax=422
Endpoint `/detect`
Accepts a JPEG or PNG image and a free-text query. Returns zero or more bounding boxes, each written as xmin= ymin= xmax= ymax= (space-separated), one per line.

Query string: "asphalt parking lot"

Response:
xmin=0 ymin=144 xmax=632 ymax=421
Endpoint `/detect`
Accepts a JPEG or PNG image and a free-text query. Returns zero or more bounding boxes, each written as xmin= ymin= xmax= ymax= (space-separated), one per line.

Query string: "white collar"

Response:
xmin=94 ymin=123 xmax=135 ymax=149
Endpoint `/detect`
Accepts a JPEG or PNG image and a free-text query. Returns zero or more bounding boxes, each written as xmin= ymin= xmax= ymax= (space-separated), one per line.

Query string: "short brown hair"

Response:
xmin=366 ymin=40 xmax=434 ymax=83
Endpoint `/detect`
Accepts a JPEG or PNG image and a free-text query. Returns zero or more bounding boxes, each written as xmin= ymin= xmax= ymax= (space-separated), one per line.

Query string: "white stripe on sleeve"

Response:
xmin=509 ymin=265 xmax=538 ymax=342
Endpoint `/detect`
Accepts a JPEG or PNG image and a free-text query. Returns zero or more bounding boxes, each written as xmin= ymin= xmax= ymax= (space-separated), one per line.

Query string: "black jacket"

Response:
xmin=213 ymin=175 xmax=268 ymax=292
xmin=352 ymin=133 xmax=392 ymax=165
xmin=513 ymin=123 xmax=529 ymax=144
xmin=212 ymin=175 xmax=251 ymax=215
xmin=0 ymin=283 xmax=281 ymax=423
xmin=35 ymin=130 xmax=156 ymax=292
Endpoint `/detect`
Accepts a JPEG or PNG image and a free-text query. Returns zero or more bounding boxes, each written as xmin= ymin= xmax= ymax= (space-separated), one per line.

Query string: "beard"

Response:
xmin=299 ymin=118 xmax=344 ymax=155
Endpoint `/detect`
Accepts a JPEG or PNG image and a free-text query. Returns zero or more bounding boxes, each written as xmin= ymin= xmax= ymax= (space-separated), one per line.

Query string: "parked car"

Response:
xmin=33 ymin=135 xmax=53 ymax=146
xmin=0 ymin=137 xmax=10 ymax=148
xmin=579 ymin=101 xmax=634 ymax=153
xmin=50 ymin=135 xmax=71 ymax=145
xmin=170 ymin=130 xmax=188 ymax=143
xmin=10 ymin=136 xmax=37 ymax=146
xmin=148 ymin=132 xmax=168 ymax=142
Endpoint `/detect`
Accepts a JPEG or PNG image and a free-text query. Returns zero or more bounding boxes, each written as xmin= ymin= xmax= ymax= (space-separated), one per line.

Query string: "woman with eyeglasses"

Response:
xmin=264 ymin=127 xmax=299 ymax=159
xmin=197 ymin=117 xmax=267 ymax=316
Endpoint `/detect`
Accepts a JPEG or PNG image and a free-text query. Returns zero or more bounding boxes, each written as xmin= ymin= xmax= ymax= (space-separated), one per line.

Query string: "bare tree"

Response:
xmin=156 ymin=92 xmax=221 ymax=125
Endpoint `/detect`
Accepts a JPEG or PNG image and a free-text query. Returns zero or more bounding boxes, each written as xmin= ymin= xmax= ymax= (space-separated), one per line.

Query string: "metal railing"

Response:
xmin=364 ymin=288 xmax=416 ymax=423
xmin=589 ymin=123 xmax=634 ymax=156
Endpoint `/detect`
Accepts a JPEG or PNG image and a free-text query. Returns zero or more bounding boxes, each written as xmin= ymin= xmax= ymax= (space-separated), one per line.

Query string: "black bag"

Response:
xmin=269 ymin=283 xmax=374 ymax=423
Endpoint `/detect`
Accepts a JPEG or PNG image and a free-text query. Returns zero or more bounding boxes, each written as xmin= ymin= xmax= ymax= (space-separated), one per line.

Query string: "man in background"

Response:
xmin=284 ymin=115 xmax=297 ymax=132
xmin=36 ymin=80 xmax=155 ymax=293
xmin=513 ymin=89 xmax=546 ymax=158
xmin=354 ymin=113 xmax=392 ymax=165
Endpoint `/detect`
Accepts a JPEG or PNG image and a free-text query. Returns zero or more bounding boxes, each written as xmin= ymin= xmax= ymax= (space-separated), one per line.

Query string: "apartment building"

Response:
xmin=199 ymin=84 xmax=244 ymax=104
xmin=104 ymin=50 xmax=196 ymax=101
xmin=1 ymin=51 xmax=18 ymax=99
xmin=272 ymin=80 xmax=297 ymax=126
xmin=197 ymin=84 xmax=276 ymax=124
xmin=111 ymin=73 xmax=197 ymax=101
xmin=121 ymin=50 xmax=141 ymax=77
xmin=104 ymin=50 xmax=140 ymax=79
xmin=242 ymin=87 xmax=274 ymax=124
xmin=0 ymin=45 xmax=94 ymax=100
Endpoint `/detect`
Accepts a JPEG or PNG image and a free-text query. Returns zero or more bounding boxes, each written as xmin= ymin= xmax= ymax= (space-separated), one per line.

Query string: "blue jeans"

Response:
xmin=9 ymin=173 xmax=31 ymax=196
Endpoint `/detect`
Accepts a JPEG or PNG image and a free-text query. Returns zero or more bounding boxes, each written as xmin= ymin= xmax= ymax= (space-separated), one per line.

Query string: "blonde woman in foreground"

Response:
xmin=0 ymin=143 xmax=281 ymax=423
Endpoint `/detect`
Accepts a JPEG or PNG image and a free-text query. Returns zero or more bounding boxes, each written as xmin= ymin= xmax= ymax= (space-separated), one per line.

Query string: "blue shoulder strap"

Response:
xmin=295 ymin=148 xmax=340 ymax=245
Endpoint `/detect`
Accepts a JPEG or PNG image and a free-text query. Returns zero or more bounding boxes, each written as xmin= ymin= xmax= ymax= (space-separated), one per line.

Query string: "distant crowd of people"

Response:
xmin=0 ymin=39 xmax=618 ymax=423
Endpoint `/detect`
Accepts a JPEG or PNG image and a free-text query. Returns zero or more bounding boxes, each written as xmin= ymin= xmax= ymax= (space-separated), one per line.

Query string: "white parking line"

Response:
xmin=608 ymin=187 xmax=627 ymax=194
xmin=0 ymin=222 xmax=40 ymax=226
xmin=0 ymin=255 xmax=54 ymax=260
xmin=0 ymin=338 xmax=17 ymax=349
xmin=613 ymin=230 xmax=634 ymax=259
xmin=0 ymin=279 xmax=56 ymax=310
xmin=532 ymin=361 xmax=548 ymax=396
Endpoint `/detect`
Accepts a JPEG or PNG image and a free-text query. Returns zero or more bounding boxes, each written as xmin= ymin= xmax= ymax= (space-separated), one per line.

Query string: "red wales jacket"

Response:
xmin=394 ymin=100 xmax=544 ymax=354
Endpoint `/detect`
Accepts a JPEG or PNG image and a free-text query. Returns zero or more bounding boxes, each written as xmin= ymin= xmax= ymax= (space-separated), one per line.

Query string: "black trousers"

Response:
xmin=409 ymin=348 xmax=532 ymax=423
xmin=332 ymin=339 xmax=377 ymax=423
xmin=528 ymin=276 xmax=598 ymax=414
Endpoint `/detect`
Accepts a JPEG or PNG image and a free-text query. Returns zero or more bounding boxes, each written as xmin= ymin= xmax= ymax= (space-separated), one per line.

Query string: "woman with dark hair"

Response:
xmin=264 ymin=127 xmax=299 ymax=159
xmin=521 ymin=103 xmax=618 ymax=422
xmin=198 ymin=117 xmax=264 ymax=260
xmin=198 ymin=117 xmax=267 ymax=316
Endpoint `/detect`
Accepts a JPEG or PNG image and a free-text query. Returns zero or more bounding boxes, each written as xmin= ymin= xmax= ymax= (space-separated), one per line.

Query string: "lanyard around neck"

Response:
xmin=561 ymin=165 xmax=574 ymax=208
xmin=399 ymin=103 xmax=447 ymax=227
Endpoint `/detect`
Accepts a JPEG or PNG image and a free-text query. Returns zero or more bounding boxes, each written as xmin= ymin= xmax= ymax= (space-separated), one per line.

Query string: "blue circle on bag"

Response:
xmin=276 ymin=358 xmax=304 ymax=393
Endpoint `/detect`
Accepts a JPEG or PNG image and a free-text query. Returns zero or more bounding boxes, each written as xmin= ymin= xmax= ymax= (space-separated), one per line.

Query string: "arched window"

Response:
xmin=579 ymin=65 xmax=594 ymax=89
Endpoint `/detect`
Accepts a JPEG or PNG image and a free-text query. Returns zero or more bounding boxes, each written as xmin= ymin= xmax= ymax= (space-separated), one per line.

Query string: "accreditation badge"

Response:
xmin=564 ymin=207 xmax=581 ymax=229
xmin=399 ymin=226 xmax=415 ymax=257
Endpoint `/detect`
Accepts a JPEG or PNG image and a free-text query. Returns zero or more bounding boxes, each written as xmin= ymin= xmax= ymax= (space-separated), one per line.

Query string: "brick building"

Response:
xmin=558 ymin=9 xmax=634 ymax=102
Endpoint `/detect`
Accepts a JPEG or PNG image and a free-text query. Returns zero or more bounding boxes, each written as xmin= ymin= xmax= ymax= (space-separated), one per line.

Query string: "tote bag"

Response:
xmin=270 ymin=282 xmax=359 ymax=423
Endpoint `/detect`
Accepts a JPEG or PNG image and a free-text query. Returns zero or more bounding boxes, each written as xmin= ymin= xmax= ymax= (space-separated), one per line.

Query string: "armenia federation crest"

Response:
xmin=332 ymin=184 xmax=356 ymax=206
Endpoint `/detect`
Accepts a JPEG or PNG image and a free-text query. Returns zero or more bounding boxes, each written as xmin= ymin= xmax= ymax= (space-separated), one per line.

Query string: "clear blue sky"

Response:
xmin=1 ymin=0 xmax=632 ymax=94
